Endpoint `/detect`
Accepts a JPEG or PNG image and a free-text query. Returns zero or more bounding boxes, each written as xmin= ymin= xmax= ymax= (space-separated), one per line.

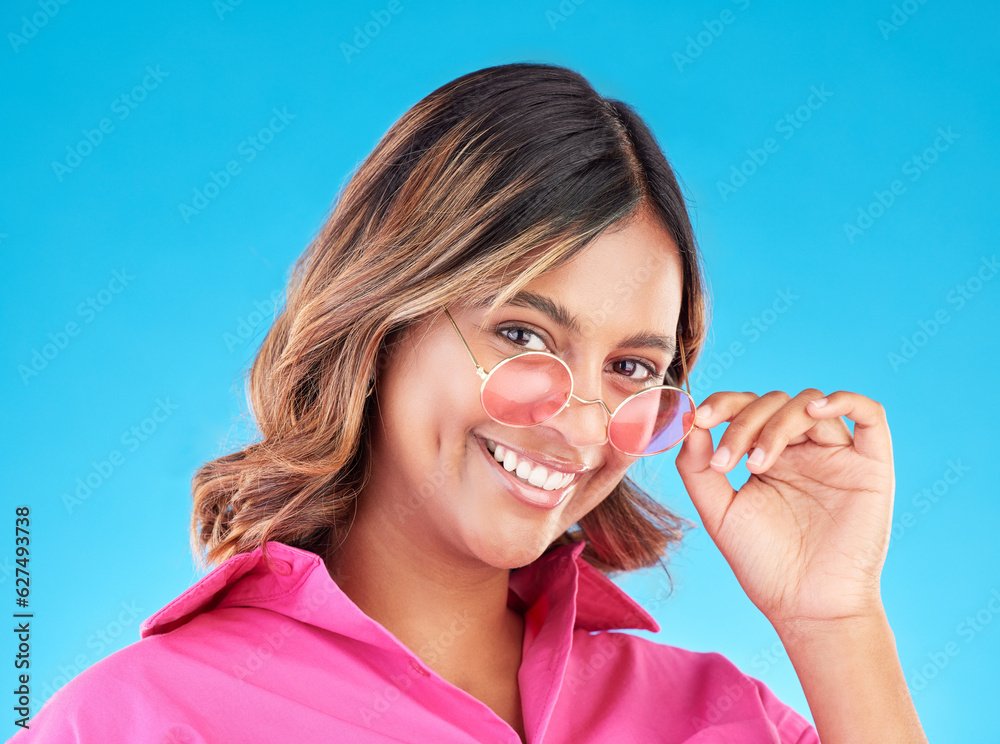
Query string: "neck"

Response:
xmin=323 ymin=488 xmax=524 ymax=686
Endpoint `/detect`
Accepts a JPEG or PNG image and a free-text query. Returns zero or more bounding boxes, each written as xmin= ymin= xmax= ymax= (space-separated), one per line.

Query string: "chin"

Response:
xmin=469 ymin=530 xmax=555 ymax=571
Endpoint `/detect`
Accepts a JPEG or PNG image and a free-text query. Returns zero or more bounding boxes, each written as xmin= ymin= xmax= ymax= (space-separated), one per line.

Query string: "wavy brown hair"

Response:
xmin=191 ymin=62 xmax=711 ymax=583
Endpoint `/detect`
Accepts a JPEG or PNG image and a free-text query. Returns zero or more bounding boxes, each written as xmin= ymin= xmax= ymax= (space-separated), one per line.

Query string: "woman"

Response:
xmin=14 ymin=63 xmax=928 ymax=743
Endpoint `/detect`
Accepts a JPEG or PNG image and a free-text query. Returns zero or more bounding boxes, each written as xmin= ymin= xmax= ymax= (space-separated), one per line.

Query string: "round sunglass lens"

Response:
xmin=608 ymin=387 xmax=696 ymax=456
xmin=481 ymin=353 xmax=572 ymax=426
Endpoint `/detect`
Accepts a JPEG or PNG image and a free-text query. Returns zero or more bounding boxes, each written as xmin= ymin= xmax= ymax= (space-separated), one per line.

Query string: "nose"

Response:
xmin=548 ymin=377 xmax=612 ymax=449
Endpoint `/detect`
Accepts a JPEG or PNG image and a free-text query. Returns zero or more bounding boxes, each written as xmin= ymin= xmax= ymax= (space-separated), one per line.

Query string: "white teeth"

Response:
xmin=527 ymin=464 xmax=548 ymax=487
xmin=542 ymin=470 xmax=563 ymax=490
xmin=485 ymin=439 xmax=576 ymax=491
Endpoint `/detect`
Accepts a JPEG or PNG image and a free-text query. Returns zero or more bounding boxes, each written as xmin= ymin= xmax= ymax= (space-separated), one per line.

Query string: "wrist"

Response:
xmin=773 ymin=606 xmax=890 ymax=650
xmin=769 ymin=607 xmax=929 ymax=744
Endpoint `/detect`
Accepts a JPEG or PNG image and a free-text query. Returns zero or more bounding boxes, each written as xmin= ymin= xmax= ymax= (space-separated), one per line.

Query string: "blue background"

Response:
xmin=3 ymin=0 xmax=997 ymax=739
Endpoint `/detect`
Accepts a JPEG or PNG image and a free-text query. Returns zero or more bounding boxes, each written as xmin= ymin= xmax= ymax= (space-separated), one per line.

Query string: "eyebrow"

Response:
xmin=505 ymin=290 xmax=676 ymax=357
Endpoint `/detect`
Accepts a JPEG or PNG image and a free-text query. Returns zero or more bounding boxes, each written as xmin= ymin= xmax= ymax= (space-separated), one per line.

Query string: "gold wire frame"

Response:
xmin=442 ymin=307 xmax=696 ymax=456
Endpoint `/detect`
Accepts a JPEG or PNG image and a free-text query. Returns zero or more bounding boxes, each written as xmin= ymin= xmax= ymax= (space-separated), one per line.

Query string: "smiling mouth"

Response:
xmin=484 ymin=438 xmax=579 ymax=491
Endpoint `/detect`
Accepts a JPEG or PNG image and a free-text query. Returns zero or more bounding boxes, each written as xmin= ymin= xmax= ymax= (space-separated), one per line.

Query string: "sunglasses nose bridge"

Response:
xmin=567 ymin=393 xmax=612 ymax=445
xmin=568 ymin=392 xmax=612 ymax=416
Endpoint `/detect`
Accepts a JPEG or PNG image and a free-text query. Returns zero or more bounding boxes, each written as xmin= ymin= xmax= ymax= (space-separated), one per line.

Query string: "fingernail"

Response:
xmin=710 ymin=445 xmax=730 ymax=468
xmin=747 ymin=447 xmax=765 ymax=468
xmin=695 ymin=405 xmax=713 ymax=421
xmin=810 ymin=397 xmax=828 ymax=408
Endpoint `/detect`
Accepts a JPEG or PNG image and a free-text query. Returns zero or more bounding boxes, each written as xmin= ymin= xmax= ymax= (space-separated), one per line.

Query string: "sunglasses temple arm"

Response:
xmin=678 ymin=335 xmax=694 ymax=401
xmin=444 ymin=307 xmax=488 ymax=380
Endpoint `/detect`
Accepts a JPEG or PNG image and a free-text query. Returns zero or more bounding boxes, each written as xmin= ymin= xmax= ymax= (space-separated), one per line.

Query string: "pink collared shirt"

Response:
xmin=12 ymin=540 xmax=819 ymax=743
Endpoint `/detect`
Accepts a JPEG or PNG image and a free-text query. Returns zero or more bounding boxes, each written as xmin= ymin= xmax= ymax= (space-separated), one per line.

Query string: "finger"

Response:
xmin=698 ymin=391 xmax=790 ymax=473
xmin=805 ymin=391 xmax=893 ymax=464
xmin=674 ymin=424 xmax=738 ymax=537
xmin=802 ymin=406 xmax=854 ymax=445
xmin=693 ymin=391 xmax=760 ymax=431
xmin=746 ymin=389 xmax=853 ymax=474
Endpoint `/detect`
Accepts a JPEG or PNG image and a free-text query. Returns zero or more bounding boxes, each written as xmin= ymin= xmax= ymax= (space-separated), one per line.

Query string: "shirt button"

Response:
xmin=409 ymin=659 xmax=430 ymax=676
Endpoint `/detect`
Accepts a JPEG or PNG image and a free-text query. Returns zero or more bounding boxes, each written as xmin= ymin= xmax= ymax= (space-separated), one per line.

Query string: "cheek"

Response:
xmin=378 ymin=349 xmax=486 ymax=459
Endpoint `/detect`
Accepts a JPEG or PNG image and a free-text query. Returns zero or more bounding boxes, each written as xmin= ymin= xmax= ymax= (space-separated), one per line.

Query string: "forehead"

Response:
xmin=511 ymin=210 xmax=684 ymax=337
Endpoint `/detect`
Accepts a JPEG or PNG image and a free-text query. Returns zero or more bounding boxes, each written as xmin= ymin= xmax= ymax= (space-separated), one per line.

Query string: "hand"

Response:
xmin=674 ymin=389 xmax=895 ymax=632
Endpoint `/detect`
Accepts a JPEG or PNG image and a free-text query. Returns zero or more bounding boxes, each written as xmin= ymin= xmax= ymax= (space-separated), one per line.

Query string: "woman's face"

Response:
xmin=364 ymin=208 xmax=685 ymax=570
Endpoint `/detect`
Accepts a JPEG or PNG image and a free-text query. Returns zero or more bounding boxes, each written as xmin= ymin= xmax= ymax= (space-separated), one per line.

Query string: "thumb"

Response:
xmin=674 ymin=426 xmax=737 ymax=537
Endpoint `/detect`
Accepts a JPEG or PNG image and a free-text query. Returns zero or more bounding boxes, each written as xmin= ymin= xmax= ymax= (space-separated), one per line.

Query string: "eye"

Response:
xmin=497 ymin=324 xmax=665 ymax=383
xmin=496 ymin=324 xmax=548 ymax=352
xmin=611 ymin=358 xmax=664 ymax=384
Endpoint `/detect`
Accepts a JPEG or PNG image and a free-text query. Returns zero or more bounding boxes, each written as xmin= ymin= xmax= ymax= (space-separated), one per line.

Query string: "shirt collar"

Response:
xmin=507 ymin=539 xmax=660 ymax=632
xmin=141 ymin=539 xmax=660 ymax=642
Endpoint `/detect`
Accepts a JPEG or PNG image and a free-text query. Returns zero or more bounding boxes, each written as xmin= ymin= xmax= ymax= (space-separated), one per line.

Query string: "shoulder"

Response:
xmin=12 ymin=606 xmax=286 ymax=743
xmin=12 ymin=634 xmax=181 ymax=742
xmin=563 ymin=629 xmax=820 ymax=743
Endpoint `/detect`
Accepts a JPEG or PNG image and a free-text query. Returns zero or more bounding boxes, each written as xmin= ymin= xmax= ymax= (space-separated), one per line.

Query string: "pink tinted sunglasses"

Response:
xmin=443 ymin=307 xmax=697 ymax=457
